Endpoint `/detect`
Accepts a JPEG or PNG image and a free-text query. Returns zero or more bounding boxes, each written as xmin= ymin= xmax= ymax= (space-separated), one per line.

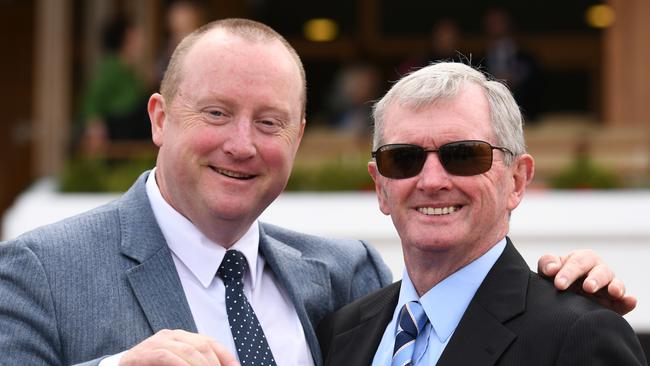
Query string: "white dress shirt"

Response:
xmin=100 ymin=169 xmax=313 ymax=365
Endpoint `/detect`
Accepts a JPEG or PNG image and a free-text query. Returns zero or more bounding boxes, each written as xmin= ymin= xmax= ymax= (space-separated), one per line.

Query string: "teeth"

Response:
xmin=216 ymin=168 xmax=252 ymax=179
xmin=418 ymin=206 xmax=457 ymax=216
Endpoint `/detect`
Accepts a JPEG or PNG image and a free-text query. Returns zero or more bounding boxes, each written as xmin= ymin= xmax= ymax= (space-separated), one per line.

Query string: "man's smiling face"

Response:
xmin=369 ymin=83 xmax=523 ymax=263
xmin=151 ymin=29 xmax=304 ymax=245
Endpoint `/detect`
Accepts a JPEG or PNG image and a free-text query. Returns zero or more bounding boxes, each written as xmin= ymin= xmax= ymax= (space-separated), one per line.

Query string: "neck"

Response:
xmin=194 ymin=216 xmax=253 ymax=248
xmin=404 ymin=234 xmax=506 ymax=296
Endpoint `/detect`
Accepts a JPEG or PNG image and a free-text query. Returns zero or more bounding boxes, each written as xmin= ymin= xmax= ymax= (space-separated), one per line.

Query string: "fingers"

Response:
xmin=162 ymin=339 xmax=215 ymax=366
xmin=120 ymin=329 xmax=239 ymax=366
xmin=171 ymin=338 xmax=221 ymax=366
xmin=581 ymin=263 xmax=614 ymax=294
xmin=173 ymin=332 xmax=238 ymax=366
xmin=552 ymin=249 xmax=601 ymax=290
xmin=614 ymin=295 xmax=638 ymax=315
xmin=537 ymin=254 xmax=564 ymax=277
xmin=211 ymin=340 xmax=240 ymax=366
xmin=592 ymin=294 xmax=638 ymax=316
xmin=593 ymin=278 xmax=636 ymax=315
xmin=121 ymin=348 xmax=189 ymax=366
xmin=605 ymin=277 xmax=626 ymax=299
xmin=541 ymin=250 xmax=638 ymax=316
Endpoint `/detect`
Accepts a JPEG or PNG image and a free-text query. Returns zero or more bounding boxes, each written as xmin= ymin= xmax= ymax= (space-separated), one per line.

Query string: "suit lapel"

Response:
xmin=325 ymin=283 xmax=400 ymax=366
xmin=259 ymin=226 xmax=331 ymax=366
xmin=437 ymin=239 xmax=528 ymax=366
xmin=119 ymin=172 xmax=198 ymax=334
xmin=436 ymin=301 xmax=516 ymax=366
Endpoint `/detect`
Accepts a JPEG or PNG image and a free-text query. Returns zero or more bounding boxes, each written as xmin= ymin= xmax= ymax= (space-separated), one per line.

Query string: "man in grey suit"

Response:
xmin=0 ymin=19 xmax=635 ymax=366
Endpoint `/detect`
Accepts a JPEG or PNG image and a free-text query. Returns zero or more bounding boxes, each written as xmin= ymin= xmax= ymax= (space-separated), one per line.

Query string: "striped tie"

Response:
xmin=391 ymin=301 xmax=428 ymax=366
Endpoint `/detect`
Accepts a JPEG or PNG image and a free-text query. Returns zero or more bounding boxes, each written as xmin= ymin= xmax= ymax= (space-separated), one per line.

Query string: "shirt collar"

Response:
xmin=396 ymin=238 xmax=507 ymax=342
xmin=145 ymin=168 xmax=261 ymax=289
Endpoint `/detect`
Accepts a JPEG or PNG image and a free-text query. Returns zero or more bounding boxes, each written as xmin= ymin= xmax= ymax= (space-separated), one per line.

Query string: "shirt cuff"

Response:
xmin=98 ymin=351 xmax=126 ymax=366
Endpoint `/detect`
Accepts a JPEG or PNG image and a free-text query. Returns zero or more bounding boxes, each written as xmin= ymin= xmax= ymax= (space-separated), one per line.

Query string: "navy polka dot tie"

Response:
xmin=217 ymin=250 xmax=277 ymax=366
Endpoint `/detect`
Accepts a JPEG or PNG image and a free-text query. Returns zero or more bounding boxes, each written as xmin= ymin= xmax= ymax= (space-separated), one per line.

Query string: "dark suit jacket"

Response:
xmin=0 ymin=171 xmax=393 ymax=366
xmin=317 ymin=239 xmax=648 ymax=365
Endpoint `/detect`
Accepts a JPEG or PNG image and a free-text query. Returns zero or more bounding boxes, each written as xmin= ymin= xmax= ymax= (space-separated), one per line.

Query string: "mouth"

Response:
xmin=209 ymin=166 xmax=256 ymax=180
xmin=417 ymin=205 xmax=462 ymax=216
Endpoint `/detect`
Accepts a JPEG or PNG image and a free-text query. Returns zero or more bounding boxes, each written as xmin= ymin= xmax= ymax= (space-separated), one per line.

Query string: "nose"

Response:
xmin=415 ymin=152 xmax=453 ymax=192
xmin=222 ymin=118 xmax=256 ymax=160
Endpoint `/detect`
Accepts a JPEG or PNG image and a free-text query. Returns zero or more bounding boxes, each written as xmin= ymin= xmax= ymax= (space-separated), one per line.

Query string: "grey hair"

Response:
xmin=372 ymin=62 xmax=525 ymax=164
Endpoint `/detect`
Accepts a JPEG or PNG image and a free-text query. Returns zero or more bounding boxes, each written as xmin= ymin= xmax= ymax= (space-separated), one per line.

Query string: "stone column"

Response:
xmin=32 ymin=0 xmax=71 ymax=176
xmin=603 ymin=0 xmax=650 ymax=126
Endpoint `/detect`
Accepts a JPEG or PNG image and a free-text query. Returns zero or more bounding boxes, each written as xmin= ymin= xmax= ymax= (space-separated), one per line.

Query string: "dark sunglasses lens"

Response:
xmin=376 ymin=145 xmax=426 ymax=179
xmin=439 ymin=141 xmax=493 ymax=176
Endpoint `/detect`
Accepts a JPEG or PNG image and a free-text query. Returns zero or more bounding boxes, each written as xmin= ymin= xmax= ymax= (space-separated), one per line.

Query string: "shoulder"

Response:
xmin=526 ymin=271 xmax=643 ymax=334
xmin=520 ymin=272 xmax=643 ymax=350
xmin=525 ymin=273 xmax=646 ymax=363
xmin=1 ymin=171 xmax=150 ymax=258
xmin=317 ymin=282 xmax=400 ymax=352
xmin=260 ymin=222 xmax=393 ymax=301
xmin=260 ymin=222 xmax=381 ymax=263
xmin=2 ymin=199 xmax=122 ymax=256
xmin=525 ymin=271 xmax=611 ymax=317
xmin=0 ymin=199 xmax=124 ymax=302
xmin=323 ymin=281 xmax=400 ymax=326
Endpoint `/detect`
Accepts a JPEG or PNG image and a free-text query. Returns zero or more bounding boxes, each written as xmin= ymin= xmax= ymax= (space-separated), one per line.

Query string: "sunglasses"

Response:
xmin=371 ymin=140 xmax=514 ymax=179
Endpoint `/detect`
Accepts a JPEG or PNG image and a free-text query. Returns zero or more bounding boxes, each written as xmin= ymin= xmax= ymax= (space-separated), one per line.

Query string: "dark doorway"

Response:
xmin=0 ymin=0 xmax=35 ymax=235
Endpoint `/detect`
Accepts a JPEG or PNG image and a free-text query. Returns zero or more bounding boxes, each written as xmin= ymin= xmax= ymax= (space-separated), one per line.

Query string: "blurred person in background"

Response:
xmin=397 ymin=18 xmax=464 ymax=77
xmin=155 ymin=0 xmax=206 ymax=84
xmin=482 ymin=7 xmax=541 ymax=122
xmin=78 ymin=15 xmax=151 ymax=155
xmin=322 ymin=62 xmax=382 ymax=136
xmin=0 ymin=19 xmax=635 ymax=366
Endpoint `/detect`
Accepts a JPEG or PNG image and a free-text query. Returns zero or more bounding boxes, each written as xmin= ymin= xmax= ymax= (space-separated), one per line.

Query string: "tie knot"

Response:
xmin=397 ymin=301 xmax=428 ymax=338
xmin=217 ymin=249 xmax=247 ymax=282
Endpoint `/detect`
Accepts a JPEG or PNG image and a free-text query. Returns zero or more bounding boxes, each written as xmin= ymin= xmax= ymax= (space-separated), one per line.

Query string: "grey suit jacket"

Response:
xmin=0 ymin=172 xmax=392 ymax=366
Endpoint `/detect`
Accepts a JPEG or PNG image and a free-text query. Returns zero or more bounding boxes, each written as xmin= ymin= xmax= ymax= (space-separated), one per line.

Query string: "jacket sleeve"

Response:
xmin=0 ymin=240 xmax=111 ymax=366
xmin=556 ymin=308 xmax=648 ymax=365
xmin=0 ymin=241 xmax=65 ymax=365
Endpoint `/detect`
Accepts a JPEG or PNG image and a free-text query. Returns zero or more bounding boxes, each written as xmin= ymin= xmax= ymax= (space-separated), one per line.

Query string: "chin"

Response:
xmin=202 ymin=198 xmax=246 ymax=218
xmin=407 ymin=232 xmax=461 ymax=252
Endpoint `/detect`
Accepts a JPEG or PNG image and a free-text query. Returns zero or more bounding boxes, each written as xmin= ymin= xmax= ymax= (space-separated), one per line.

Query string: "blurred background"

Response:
xmin=2 ymin=0 xmax=649 ymax=203
xmin=1 ymin=0 xmax=649 ymax=354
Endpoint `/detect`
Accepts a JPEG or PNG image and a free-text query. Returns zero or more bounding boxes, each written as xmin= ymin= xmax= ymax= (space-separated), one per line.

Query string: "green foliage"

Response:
xmin=286 ymin=157 xmax=374 ymax=191
xmin=60 ymin=155 xmax=156 ymax=192
xmin=550 ymin=155 xmax=620 ymax=189
xmin=60 ymin=155 xmax=373 ymax=192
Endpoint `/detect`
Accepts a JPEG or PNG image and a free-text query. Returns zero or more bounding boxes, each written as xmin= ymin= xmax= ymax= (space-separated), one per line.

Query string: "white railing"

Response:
xmin=3 ymin=179 xmax=650 ymax=331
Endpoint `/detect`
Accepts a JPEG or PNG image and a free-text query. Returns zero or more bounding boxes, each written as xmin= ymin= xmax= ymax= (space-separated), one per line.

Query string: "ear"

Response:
xmin=507 ymin=153 xmax=535 ymax=211
xmin=148 ymin=93 xmax=167 ymax=147
xmin=368 ymin=161 xmax=391 ymax=215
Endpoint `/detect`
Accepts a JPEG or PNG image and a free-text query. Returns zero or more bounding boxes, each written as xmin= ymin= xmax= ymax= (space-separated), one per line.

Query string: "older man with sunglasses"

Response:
xmin=317 ymin=62 xmax=647 ymax=366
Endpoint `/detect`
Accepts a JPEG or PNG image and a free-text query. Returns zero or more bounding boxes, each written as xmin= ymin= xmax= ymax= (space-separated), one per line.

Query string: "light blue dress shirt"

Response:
xmin=371 ymin=239 xmax=507 ymax=366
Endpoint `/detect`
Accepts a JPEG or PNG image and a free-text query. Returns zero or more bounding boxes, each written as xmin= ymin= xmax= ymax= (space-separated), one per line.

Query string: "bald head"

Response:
xmin=160 ymin=18 xmax=307 ymax=118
